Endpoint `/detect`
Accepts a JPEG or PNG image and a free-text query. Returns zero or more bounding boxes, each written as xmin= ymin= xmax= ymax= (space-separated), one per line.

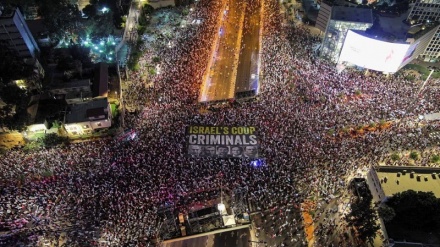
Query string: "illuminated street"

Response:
xmin=1 ymin=0 xmax=440 ymax=246
xmin=200 ymin=0 xmax=262 ymax=102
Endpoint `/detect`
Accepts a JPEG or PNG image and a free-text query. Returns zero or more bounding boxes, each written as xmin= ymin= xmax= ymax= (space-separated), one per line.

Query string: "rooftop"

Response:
xmin=93 ymin=63 xmax=109 ymax=98
xmin=50 ymin=79 xmax=91 ymax=90
xmin=331 ymin=6 xmax=373 ymax=24
xmin=0 ymin=6 xmax=16 ymax=19
xmin=375 ymin=166 xmax=440 ymax=198
xmin=65 ymin=98 xmax=109 ymax=124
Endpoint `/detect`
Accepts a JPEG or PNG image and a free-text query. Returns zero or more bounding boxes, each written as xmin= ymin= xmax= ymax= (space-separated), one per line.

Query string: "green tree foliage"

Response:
xmin=386 ymin=190 xmax=440 ymax=230
xmin=89 ymin=0 xmax=124 ymax=29
xmin=409 ymin=151 xmax=419 ymax=160
xmin=431 ymin=155 xmax=440 ymax=164
xmin=41 ymin=133 xmax=69 ymax=147
xmin=0 ymin=84 xmax=26 ymax=105
xmin=347 ymin=179 xmax=380 ymax=244
xmin=378 ymin=204 xmax=396 ymax=222
xmin=391 ymin=153 xmax=400 ymax=161
xmin=152 ymin=57 xmax=161 ymax=63
xmin=1 ymin=0 xmax=36 ymax=17
xmin=82 ymin=4 xmax=97 ymax=19
xmin=0 ymin=82 xmax=31 ymax=131
xmin=143 ymin=4 xmax=155 ymax=15
xmin=127 ymin=39 xmax=144 ymax=71
xmin=69 ymin=45 xmax=93 ymax=68
xmin=0 ymin=44 xmax=34 ymax=84
xmin=92 ymin=11 xmax=114 ymax=37
xmin=23 ymin=141 xmax=43 ymax=152
xmin=37 ymin=0 xmax=82 ymax=41
xmin=79 ymin=5 xmax=115 ymax=40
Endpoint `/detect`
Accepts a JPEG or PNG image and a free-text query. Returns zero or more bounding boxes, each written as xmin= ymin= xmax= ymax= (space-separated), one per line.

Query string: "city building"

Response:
xmin=318 ymin=5 xmax=374 ymax=62
xmin=0 ymin=5 xmax=44 ymax=90
xmin=367 ymin=166 xmax=440 ymax=246
xmin=317 ymin=1 xmax=439 ymax=72
xmin=407 ymin=0 xmax=440 ymax=61
xmin=50 ymin=79 xmax=94 ymax=105
xmin=337 ymin=23 xmax=438 ymax=73
xmin=0 ymin=6 xmax=40 ymax=61
xmin=368 ymin=166 xmax=440 ymax=203
xmin=64 ymin=97 xmax=112 ymax=135
xmin=93 ymin=63 xmax=109 ymax=98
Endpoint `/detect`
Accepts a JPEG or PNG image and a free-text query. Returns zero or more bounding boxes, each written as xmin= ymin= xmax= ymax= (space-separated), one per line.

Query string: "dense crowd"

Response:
xmin=1 ymin=0 xmax=440 ymax=246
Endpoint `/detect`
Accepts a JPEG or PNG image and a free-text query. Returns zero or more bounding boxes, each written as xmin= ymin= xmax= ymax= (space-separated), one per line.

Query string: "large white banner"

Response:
xmin=339 ymin=30 xmax=411 ymax=73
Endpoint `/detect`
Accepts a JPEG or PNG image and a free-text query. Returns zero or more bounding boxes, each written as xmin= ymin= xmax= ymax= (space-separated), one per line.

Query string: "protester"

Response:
xmin=1 ymin=0 xmax=439 ymax=246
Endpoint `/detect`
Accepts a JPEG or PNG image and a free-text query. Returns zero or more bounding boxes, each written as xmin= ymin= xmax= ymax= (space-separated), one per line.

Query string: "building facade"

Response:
xmin=319 ymin=6 xmax=373 ymax=62
xmin=0 ymin=7 xmax=40 ymax=61
xmin=64 ymin=98 xmax=112 ymax=135
xmin=407 ymin=0 xmax=440 ymax=61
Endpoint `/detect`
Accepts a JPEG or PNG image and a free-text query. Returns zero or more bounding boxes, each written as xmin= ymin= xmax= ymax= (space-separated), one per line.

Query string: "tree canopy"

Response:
xmin=386 ymin=190 xmax=440 ymax=230
xmin=347 ymin=178 xmax=380 ymax=244
xmin=36 ymin=0 xmax=82 ymax=41
xmin=0 ymin=44 xmax=34 ymax=84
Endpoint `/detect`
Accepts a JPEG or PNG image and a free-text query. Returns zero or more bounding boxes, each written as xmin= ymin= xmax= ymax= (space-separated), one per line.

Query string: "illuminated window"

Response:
xmin=83 ymin=125 xmax=89 ymax=129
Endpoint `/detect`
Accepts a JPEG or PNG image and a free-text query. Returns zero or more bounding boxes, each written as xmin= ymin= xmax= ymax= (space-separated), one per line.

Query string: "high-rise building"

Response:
xmin=407 ymin=0 xmax=440 ymax=61
xmin=318 ymin=5 xmax=374 ymax=62
xmin=0 ymin=6 xmax=40 ymax=61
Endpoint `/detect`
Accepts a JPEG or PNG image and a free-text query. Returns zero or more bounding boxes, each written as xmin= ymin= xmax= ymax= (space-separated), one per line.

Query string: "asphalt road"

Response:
xmin=235 ymin=0 xmax=261 ymax=95
xmin=200 ymin=0 xmax=262 ymax=102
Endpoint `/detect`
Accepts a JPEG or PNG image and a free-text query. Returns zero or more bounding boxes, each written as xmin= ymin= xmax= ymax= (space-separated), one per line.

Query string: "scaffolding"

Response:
xmin=186 ymin=206 xmax=221 ymax=234
xmin=232 ymin=187 xmax=249 ymax=214
xmin=157 ymin=204 xmax=179 ymax=240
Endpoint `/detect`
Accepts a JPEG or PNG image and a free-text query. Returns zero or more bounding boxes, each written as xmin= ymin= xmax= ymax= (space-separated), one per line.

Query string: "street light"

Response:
xmin=218 ymin=172 xmax=226 ymax=215
xmin=418 ymin=69 xmax=434 ymax=95
xmin=217 ymin=203 xmax=226 ymax=212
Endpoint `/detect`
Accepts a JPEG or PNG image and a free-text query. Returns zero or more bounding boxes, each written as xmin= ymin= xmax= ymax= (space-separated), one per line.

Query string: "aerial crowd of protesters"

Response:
xmin=1 ymin=0 xmax=440 ymax=246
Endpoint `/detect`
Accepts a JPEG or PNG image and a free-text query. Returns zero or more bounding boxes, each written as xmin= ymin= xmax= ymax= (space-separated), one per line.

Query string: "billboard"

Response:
xmin=339 ymin=30 xmax=411 ymax=73
xmin=402 ymin=41 xmax=419 ymax=63
xmin=186 ymin=126 xmax=258 ymax=159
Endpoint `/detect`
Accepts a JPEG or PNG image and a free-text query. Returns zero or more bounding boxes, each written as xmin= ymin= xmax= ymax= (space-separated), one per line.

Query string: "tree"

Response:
xmin=23 ymin=140 xmax=43 ymax=152
xmin=409 ymin=151 xmax=419 ymax=160
xmin=41 ymin=133 xmax=69 ymax=147
xmin=0 ymin=44 xmax=34 ymax=84
xmin=431 ymin=155 xmax=440 ymax=164
xmin=0 ymin=84 xmax=26 ymax=105
xmin=386 ymin=190 xmax=440 ymax=230
xmin=378 ymin=204 xmax=396 ymax=222
xmin=82 ymin=4 xmax=97 ymax=19
xmin=1 ymin=0 xmax=37 ymax=18
xmin=93 ymin=11 xmax=114 ymax=37
xmin=90 ymin=0 xmax=124 ymax=29
xmin=391 ymin=153 xmax=400 ymax=161
xmin=347 ymin=179 xmax=380 ymax=244
xmin=37 ymin=0 xmax=82 ymax=42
